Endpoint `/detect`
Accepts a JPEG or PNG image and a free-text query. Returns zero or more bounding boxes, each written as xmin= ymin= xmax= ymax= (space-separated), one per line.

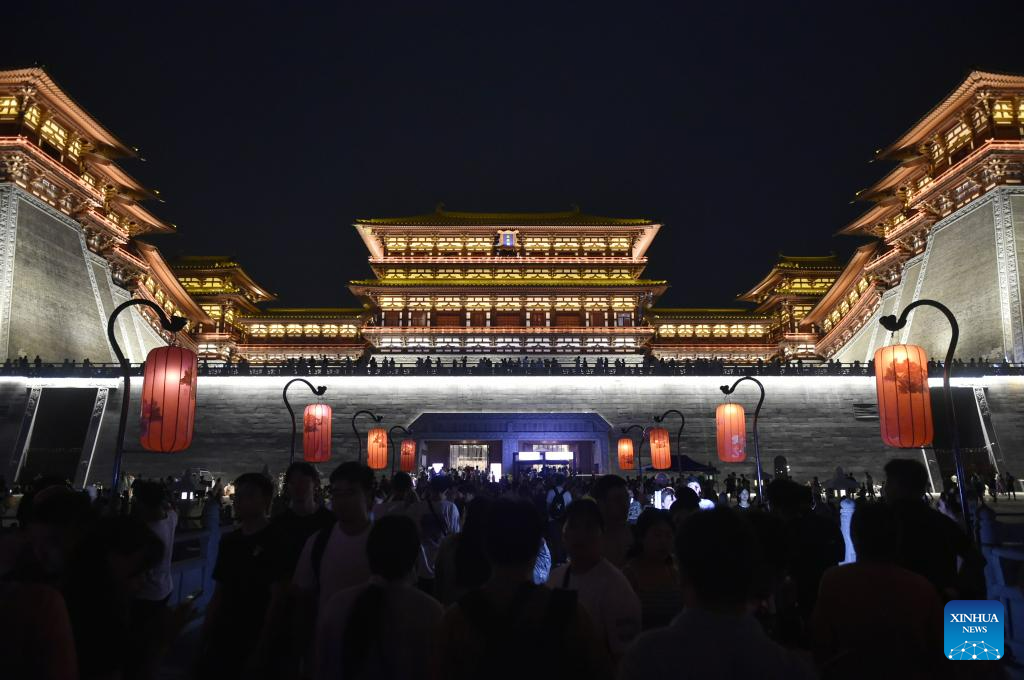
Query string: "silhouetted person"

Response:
xmin=619 ymin=508 xmax=814 ymax=679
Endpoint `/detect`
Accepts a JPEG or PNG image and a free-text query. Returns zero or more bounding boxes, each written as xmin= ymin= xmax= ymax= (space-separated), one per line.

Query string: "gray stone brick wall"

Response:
xmin=8 ymin=193 xmax=114 ymax=362
xmin=66 ymin=375 xmax=1024 ymax=487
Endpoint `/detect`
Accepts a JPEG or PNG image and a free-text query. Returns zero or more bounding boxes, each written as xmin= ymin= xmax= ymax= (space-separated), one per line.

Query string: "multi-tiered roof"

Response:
xmin=350 ymin=207 xmax=666 ymax=354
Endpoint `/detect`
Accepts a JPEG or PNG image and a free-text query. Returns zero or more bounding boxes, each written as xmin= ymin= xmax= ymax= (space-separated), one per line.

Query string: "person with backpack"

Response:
xmin=315 ymin=515 xmax=442 ymax=680
xmin=292 ymin=463 xmax=374 ymax=674
xmin=545 ymin=474 xmax=572 ymax=564
xmin=434 ymin=498 xmax=610 ymax=680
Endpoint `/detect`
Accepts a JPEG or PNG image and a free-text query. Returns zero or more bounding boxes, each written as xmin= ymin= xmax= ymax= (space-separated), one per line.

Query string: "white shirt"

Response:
xmin=293 ymin=523 xmax=372 ymax=613
xmin=548 ymin=558 xmax=641 ymax=660
xmin=408 ymin=499 xmax=461 ymax=579
xmin=315 ymin=579 xmax=443 ymax=680
xmin=138 ymin=509 xmax=177 ymax=601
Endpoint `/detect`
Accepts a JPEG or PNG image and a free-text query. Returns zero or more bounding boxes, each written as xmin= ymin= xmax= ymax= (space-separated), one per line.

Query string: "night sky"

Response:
xmin=7 ymin=2 xmax=1024 ymax=308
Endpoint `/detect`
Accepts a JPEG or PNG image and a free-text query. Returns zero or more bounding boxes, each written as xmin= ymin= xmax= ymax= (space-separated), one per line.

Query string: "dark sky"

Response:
xmin=7 ymin=2 xmax=1024 ymax=307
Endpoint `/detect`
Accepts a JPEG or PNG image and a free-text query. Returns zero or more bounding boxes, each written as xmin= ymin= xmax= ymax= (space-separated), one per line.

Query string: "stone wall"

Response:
xmin=834 ymin=187 xmax=1024 ymax=365
xmin=0 ymin=374 xmax=1011 ymax=488
xmin=0 ymin=184 xmax=162 ymax=364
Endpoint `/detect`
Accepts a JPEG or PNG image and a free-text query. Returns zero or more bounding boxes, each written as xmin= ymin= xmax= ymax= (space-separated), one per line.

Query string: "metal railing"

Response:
xmin=3 ymin=359 xmax=1023 ymax=378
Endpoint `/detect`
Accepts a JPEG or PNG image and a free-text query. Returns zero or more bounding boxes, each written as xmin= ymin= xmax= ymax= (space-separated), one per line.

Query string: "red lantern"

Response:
xmin=874 ymin=344 xmax=934 ymax=447
xmin=648 ymin=426 xmax=671 ymax=470
xmin=716 ymin=403 xmax=746 ymax=463
xmin=617 ymin=437 xmax=635 ymax=470
xmin=303 ymin=403 xmax=332 ymax=463
xmin=399 ymin=438 xmax=417 ymax=473
xmin=140 ymin=346 xmax=197 ymax=452
xmin=367 ymin=426 xmax=388 ymax=470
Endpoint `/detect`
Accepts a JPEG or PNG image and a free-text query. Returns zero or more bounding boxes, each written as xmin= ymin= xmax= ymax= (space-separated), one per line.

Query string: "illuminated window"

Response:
xmin=224 ymin=308 xmax=235 ymax=324
xmin=409 ymin=237 xmax=433 ymax=252
xmin=608 ymin=236 xmax=630 ymax=253
xmin=994 ymin=100 xmax=1015 ymax=124
xmin=524 ymin=237 xmax=550 ymax=252
xmin=24 ymin=105 xmax=40 ymax=128
xmin=385 ymin=236 xmax=408 ymax=252
xmin=712 ymin=324 xmax=729 ymax=338
xmin=321 ymin=324 xmax=338 ymax=336
xmin=494 ymin=297 xmax=519 ymax=311
xmin=0 ymin=96 xmax=18 ymax=119
xmin=677 ymin=324 xmax=694 ymax=336
xmin=67 ymin=138 xmax=81 ymax=159
xmin=525 ymin=297 xmax=549 ymax=310
xmin=40 ymin=119 xmax=68 ymax=149
xmin=730 ymin=324 xmax=746 ymax=337
xmin=464 ymin=269 xmax=488 ymax=279
xmin=493 ymin=268 xmax=517 ymax=279
xmin=554 ymin=297 xmax=578 ymax=311
xmin=971 ymin=107 xmax=986 ymax=130
xmin=203 ymin=277 xmax=224 ymax=289
xmin=610 ymin=297 xmax=633 ymax=311
xmin=408 ymin=297 xmax=431 ymax=310
xmin=944 ymin=121 xmax=971 ymax=152
xmin=747 ymin=324 xmax=764 ymax=337
xmin=658 ymin=325 xmax=676 ymax=337
xmin=465 ymin=297 xmax=490 ymax=310
xmin=81 ymin=173 xmax=96 ymax=188
xmin=695 ymin=325 xmax=711 ymax=337
xmin=339 ymin=324 xmax=357 ymax=336
xmin=581 ymin=237 xmax=606 ymax=252
xmin=553 ymin=237 xmax=578 ymax=252
xmin=249 ymin=324 xmax=268 ymax=337
xmin=583 ymin=297 xmax=606 ymax=310
xmin=269 ymin=324 xmax=286 ymax=337
xmin=435 ymin=296 xmax=461 ymax=311
xmin=553 ymin=268 xmax=580 ymax=279
xmin=303 ymin=324 xmax=321 ymax=336
xmin=465 ymin=236 xmax=491 ymax=251
xmin=286 ymin=324 xmax=303 ymax=336
xmin=379 ymin=296 xmax=405 ymax=310
xmin=437 ymin=237 xmax=462 ymax=251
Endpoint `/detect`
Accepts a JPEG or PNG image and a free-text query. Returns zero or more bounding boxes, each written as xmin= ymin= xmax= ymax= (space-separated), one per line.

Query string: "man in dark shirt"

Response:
xmin=883 ymin=458 xmax=985 ymax=601
xmin=270 ymin=462 xmax=334 ymax=574
xmin=198 ymin=472 xmax=286 ymax=679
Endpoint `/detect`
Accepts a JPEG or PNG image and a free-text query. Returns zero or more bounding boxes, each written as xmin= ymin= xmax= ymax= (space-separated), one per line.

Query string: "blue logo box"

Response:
xmin=944 ymin=600 xmax=1004 ymax=660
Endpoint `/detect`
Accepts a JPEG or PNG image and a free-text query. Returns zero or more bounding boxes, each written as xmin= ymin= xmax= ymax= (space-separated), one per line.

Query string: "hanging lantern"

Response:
xmin=367 ymin=426 xmax=388 ymax=470
xmin=648 ymin=426 xmax=671 ymax=470
xmin=303 ymin=403 xmax=332 ymax=463
xmin=140 ymin=346 xmax=197 ymax=452
xmin=617 ymin=436 xmax=635 ymax=470
xmin=399 ymin=438 xmax=417 ymax=473
xmin=716 ymin=403 xmax=746 ymax=463
xmin=874 ymin=344 xmax=934 ymax=447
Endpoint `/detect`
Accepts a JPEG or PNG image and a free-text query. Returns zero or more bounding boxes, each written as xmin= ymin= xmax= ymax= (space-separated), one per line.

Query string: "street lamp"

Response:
xmin=878 ymin=299 xmax=969 ymax=533
xmin=387 ymin=425 xmax=414 ymax=475
xmin=107 ymin=299 xmax=188 ymax=491
xmin=720 ymin=376 xmax=767 ymax=508
xmin=351 ymin=409 xmax=384 ymax=466
xmin=653 ymin=409 xmax=685 ymax=473
xmin=282 ymin=379 xmax=327 ymax=464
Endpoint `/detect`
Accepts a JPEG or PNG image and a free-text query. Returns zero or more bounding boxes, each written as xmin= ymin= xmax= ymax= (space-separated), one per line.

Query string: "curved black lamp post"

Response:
xmin=282 ymin=379 xmax=327 ymax=465
xmin=654 ymin=409 xmax=685 ymax=475
xmin=621 ymin=424 xmax=647 ymax=479
xmin=351 ymin=409 xmax=384 ymax=465
xmin=107 ymin=299 xmax=187 ymax=491
xmin=879 ymin=299 xmax=969 ymax=533
xmin=388 ymin=425 xmax=412 ymax=475
xmin=720 ymin=377 xmax=767 ymax=508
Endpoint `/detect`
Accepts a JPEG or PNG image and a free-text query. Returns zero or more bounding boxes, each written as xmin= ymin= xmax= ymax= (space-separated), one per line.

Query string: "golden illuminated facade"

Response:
xmin=810 ymin=70 xmax=1024 ymax=363
xmin=649 ymin=255 xmax=841 ymax=361
xmin=347 ymin=208 xmax=666 ymax=354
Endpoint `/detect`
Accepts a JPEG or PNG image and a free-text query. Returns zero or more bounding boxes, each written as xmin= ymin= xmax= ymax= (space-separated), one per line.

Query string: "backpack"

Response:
xmin=548 ymin=488 xmax=567 ymax=521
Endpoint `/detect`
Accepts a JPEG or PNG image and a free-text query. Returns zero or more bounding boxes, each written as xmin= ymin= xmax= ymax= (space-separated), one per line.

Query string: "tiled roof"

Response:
xmin=355 ymin=206 xmax=656 ymax=227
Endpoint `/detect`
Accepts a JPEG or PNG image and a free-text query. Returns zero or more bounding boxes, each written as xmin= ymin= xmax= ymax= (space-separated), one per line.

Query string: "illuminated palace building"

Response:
xmin=2 ymin=67 xmax=1024 ymax=484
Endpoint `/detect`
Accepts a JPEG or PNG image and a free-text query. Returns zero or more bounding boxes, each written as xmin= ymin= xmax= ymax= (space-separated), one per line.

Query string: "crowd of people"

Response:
xmin=0 ymin=457 xmax=1010 ymax=679
xmin=5 ymin=351 xmax=1022 ymax=379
